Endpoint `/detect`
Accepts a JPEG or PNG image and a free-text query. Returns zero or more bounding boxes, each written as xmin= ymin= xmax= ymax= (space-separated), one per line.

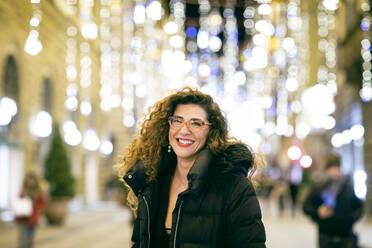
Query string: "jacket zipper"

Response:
xmin=173 ymin=200 xmax=183 ymax=248
xmin=143 ymin=195 xmax=151 ymax=248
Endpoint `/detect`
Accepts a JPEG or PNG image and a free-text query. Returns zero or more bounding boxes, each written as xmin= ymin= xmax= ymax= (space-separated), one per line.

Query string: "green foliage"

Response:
xmin=44 ymin=124 xmax=75 ymax=199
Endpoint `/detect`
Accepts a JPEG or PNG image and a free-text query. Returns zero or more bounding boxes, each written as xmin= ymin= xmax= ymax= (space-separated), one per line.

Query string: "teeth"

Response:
xmin=178 ymin=139 xmax=193 ymax=145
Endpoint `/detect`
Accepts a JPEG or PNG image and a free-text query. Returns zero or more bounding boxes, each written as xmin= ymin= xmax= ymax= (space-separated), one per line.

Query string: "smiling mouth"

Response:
xmin=176 ymin=138 xmax=194 ymax=147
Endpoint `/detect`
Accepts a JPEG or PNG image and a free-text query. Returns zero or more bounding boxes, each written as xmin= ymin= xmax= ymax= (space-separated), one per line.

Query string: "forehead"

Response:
xmin=173 ymin=104 xmax=207 ymax=120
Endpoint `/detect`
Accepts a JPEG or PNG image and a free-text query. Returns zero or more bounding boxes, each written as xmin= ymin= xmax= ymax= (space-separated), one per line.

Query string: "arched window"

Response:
xmin=3 ymin=56 xmax=19 ymax=100
xmin=2 ymin=55 xmax=20 ymax=142
xmin=42 ymin=78 xmax=52 ymax=112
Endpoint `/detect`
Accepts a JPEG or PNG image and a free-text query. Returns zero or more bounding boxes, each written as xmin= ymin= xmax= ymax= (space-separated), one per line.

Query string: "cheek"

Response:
xmin=169 ymin=129 xmax=175 ymax=141
xmin=198 ymin=131 xmax=209 ymax=146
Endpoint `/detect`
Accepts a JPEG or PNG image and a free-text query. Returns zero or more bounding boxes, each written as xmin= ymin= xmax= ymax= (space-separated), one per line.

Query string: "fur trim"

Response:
xmin=206 ymin=143 xmax=254 ymax=189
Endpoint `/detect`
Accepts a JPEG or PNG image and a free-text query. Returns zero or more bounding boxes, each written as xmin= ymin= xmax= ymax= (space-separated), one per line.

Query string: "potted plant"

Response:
xmin=44 ymin=123 xmax=75 ymax=225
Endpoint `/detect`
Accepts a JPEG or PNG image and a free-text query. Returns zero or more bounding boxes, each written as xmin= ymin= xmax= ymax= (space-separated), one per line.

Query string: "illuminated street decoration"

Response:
xmin=286 ymin=0 xmax=308 ymax=138
xmin=161 ymin=0 xmax=186 ymax=91
xmin=360 ymin=0 xmax=372 ymax=102
xmin=79 ymin=0 xmax=95 ymax=122
xmin=287 ymin=145 xmax=302 ymax=160
xmin=331 ymin=124 xmax=365 ymax=148
xmin=63 ymin=120 xmax=82 ymax=146
xmin=83 ymin=128 xmax=100 ymax=151
xmin=108 ymin=0 xmax=122 ymax=110
xmin=354 ymin=170 xmax=367 ymax=199
xmin=300 ymin=154 xmax=312 ymax=168
xmin=121 ymin=1 xmax=136 ymax=127
xmin=317 ymin=1 xmax=338 ymax=95
xmin=100 ymin=140 xmax=114 ymax=155
xmin=222 ymin=0 xmax=238 ymax=98
xmin=0 ymin=97 xmax=17 ymax=126
xmin=80 ymin=0 xmax=98 ymax=40
xmin=193 ymin=0 xmax=218 ymax=95
xmin=29 ymin=111 xmax=53 ymax=138
xmin=24 ymin=0 xmax=43 ymax=55
xmin=290 ymin=0 xmax=337 ymax=140
xmin=99 ymin=0 xmax=115 ymax=112
xmin=65 ymin=26 xmax=79 ymax=114
xmin=99 ymin=0 xmax=122 ymax=113
xmin=63 ymin=2 xmax=82 ymax=145
xmin=55 ymin=0 xmax=361 ymax=150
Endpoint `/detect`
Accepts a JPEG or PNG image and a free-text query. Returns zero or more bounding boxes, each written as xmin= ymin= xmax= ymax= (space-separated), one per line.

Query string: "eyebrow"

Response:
xmin=173 ymin=115 xmax=206 ymax=122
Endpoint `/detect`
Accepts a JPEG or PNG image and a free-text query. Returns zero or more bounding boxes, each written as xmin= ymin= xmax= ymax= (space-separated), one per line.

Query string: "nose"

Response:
xmin=178 ymin=121 xmax=191 ymax=133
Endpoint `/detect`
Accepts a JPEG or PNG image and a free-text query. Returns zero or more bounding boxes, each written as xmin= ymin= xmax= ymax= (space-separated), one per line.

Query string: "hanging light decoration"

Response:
xmin=65 ymin=25 xmax=79 ymax=113
xmin=83 ymin=128 xmax=100 ymax=151
xmin=222 ymin=0 xmax=239 ymax=97
xmin=24 ymin=0 xmax=43 ymax=55
xmin=29 ymin=111 xmax=53 ymax=138
xmin=359 ymin=0 xmax=372 ymax=102
xmin=162 ymin=0 xmax=186 ymax=90
xmin=100 ymin=140 xmax=114 ymax=155
xmin=99 ymin=0 xmax=114 ymax=112
xmin=63 ymin=120 xmax=82 ymax=146
xmin=291 ymin=0 xmax=338 ymax=138
xmin=109 ymin=0 xmax=122 ymax=110
xmin=0 ymin=97 xmax=18 ymax=126
xmin=63 ymin=18 xmax=82 ymax=145
xmin=78 ymin=0 xmax=95 ymax=127
xmin=80 ymin=0 xmax=98 ymax=40
xmin=121 ymin=2 xmax=136 ymax=127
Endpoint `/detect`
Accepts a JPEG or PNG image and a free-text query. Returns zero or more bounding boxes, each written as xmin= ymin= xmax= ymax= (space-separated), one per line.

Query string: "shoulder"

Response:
xmin=206 ymin=143 xmax=255 ymax=187
xmin=227 ymin=176 xmax=257 ymax=201
xmin=224 ymin=176 xmax=262 ymax=222
xmin=221 ymin=142 xmax=254 ymax=168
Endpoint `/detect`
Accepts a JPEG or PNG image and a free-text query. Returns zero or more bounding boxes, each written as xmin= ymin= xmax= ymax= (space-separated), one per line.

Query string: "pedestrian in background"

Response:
xmin=117 ymin=87 xmax=266 ymax=248
xmin=15 ymin=172 xmax=47 ymax=248
xmin=303 ymin=155 xmax=363 ymax=248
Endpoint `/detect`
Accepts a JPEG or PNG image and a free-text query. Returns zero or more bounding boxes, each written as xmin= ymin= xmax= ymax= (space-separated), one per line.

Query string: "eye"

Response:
xmin=172 ymin=117 xmax=183 ymax=125
xmin=190 ymin=120 xmax=204 ymax=128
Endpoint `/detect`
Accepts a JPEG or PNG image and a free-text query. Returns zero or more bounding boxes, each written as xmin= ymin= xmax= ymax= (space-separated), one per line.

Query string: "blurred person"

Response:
xmin=117 ymin=88 xmax=266 ymax=248
xmin=275 ymin=178 xmax=289 ymax=217
xmin=287 ymin=163 xmax=303 ymax=217
xmin=303 ymin=155 xmax=363 ymax=248
xmin=15 ymin=172 xmax=47 ymax=248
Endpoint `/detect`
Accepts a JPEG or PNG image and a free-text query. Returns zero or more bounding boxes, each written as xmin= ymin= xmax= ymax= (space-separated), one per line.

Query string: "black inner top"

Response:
xmin=151 ymin=165 xmax=175 ymax=248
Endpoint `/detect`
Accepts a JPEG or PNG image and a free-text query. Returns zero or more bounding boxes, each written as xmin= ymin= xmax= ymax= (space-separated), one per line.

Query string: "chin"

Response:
xmin=174 ymin=150 xmax=197 ymax=161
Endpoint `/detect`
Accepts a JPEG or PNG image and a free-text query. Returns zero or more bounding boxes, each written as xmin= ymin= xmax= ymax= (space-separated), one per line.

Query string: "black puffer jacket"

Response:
xmin=124 ymin=143 xmax=266 ymax=248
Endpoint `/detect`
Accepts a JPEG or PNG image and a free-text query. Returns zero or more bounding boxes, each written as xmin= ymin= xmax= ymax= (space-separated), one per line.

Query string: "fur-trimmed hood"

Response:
xmin=124 ymin=142 xmax=254 ymax=196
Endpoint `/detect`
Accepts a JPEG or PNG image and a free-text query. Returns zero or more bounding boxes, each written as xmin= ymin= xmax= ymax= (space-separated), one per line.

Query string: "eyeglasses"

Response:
xmin=168 ymin=116 xmax=211 ymax=132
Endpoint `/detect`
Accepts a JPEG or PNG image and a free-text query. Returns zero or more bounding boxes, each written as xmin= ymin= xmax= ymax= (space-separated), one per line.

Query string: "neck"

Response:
xmin=174 ymin=158 xmax=195 ymax=186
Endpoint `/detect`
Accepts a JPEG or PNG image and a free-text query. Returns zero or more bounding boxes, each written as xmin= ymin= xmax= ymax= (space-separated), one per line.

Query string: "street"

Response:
xmin=0 ymin=201 xmax=371 ymax=248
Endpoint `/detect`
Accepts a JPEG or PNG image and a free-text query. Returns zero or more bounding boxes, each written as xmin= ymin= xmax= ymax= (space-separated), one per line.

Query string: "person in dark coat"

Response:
xmin=117 ymin=87 xmax=266 ymax=248
xmin=303 ymin=155 xmax=363 ymax=248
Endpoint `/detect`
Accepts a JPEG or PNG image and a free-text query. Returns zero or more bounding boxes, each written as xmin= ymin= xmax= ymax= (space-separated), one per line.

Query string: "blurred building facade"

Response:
xmin=0 ymin=0 xmax=371 ymax=220
xmin=0 ymin=0 xmax=133 ymax=215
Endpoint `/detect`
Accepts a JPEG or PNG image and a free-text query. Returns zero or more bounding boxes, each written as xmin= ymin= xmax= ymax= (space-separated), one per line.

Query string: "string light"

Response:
xmin=24 ymin=0 xmax=43 ymax=55
xmin=359 ymin=0 xmax=372 ymax=102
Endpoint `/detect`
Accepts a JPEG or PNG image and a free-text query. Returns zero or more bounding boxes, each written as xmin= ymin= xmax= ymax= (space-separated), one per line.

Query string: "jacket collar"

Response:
xmin=123 ymin=148 xmax=213 ymax=196
xmin=123 ymin=160 xmax=148 ymax=196
xmin=186 ymin=149 xmax=212 ymax=194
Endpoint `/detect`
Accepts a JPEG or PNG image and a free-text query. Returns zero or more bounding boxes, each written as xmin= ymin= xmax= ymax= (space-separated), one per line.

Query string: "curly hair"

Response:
xmin=116 ymin=87 xmax=260 ymax=211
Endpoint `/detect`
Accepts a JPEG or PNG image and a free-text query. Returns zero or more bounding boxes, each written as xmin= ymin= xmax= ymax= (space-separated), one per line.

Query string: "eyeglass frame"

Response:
xmin=168 ymin=116 xmax=212 ymax=132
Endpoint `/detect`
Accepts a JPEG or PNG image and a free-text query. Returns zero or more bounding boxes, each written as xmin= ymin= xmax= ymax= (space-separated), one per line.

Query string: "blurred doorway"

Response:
xmin=0 ymin=55 xmax=24 ymax=221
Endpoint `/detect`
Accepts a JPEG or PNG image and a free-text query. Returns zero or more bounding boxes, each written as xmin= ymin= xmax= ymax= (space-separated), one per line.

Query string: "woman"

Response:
xmin=117 ymin=88 xmax=266 ymax=248
xmin=15 ymin=172 xmax=47 ymax=248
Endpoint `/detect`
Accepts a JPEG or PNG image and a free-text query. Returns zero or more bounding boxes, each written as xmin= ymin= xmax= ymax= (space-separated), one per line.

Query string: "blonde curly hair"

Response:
xmin=116 ymin=87 xmax=260 ymax=212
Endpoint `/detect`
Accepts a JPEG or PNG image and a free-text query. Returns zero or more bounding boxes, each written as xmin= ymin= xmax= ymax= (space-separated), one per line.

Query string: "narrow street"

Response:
xmin=0 ymin=202 xmax=132 ymax=248
xmin=1 ymin=201 xmax=371 ymax=248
